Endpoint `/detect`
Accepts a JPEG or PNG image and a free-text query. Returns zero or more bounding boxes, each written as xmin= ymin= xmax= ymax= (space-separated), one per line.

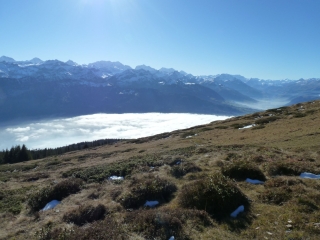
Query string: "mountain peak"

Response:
xmin=159 ymin=67 xmax=176 ymax=73
xmin=65 ymin=60 xmax=78 ymax=66
xmin=30 ymin=57 xmax=43 ymax=64
xmin=0 ymin=56 xmax=16 ymax=62
xmin=135 ymin=65 xmax=157 ymax=73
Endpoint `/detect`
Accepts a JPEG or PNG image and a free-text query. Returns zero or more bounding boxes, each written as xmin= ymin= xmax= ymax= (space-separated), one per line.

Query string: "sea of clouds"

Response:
xmin=0 ymin=113 xmax=231 ymax=150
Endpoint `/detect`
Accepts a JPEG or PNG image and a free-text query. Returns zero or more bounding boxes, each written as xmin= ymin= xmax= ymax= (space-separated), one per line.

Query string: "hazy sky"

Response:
xmin=1 ymin=0 xmax=320 ymax=79
xmin=0 ymin=113 xmax=230 ymax=150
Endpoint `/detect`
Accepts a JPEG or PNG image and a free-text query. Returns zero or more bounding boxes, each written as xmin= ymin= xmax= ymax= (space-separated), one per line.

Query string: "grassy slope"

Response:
xmin=1 ymin=100 xmax=320 ymax=240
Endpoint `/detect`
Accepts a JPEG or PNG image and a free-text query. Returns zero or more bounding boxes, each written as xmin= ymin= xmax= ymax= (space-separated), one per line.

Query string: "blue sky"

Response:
xmin=1 ymin=0 xmax=320 ymax=79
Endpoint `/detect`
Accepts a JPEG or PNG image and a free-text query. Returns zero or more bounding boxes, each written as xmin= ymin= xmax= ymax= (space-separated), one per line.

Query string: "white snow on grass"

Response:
xmin=41 ymin=200 xmax=60 ymax=211
xmin=300 ymin=172 xmax=320 ymax=179
xmin=108 ymin=176 xmax=124 ymax=181
xmin=245 ymin=178 xmax=264 ymax=184
xmin=230 ymin=205 xmax=244 ymax=218
xmin=144 ymin=200 xmax=159 ymax=207
xmin=239 ymin=124 xmax=256 ymax=130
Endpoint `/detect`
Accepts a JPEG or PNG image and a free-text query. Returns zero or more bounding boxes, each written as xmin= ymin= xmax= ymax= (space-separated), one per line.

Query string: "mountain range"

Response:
xmin=1 ymin=56 xmax=320 ymax=123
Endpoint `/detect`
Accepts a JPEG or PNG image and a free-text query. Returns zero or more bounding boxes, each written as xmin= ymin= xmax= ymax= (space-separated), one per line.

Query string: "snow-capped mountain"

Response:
xmin=0 ymin=56 xmax=319 ymax=123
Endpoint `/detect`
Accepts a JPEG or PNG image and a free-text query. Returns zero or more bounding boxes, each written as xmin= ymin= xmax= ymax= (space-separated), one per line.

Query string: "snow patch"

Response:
xmin=300 ymin=172 xmax=320 ymax=179
xmin=144 ymin=200 xmax=159 ymax=207
xmin=42 ymin=200 xmax=60 ymax=211
xmin=239 ymin=124 xmax=256 ymax=129
xmin=109 ymin=176 xmax=124 ymax=181
xmin=230 ymin=205 xmax=244 ymax=217
xmin=246 ymin=178 xmax=264 ymax=184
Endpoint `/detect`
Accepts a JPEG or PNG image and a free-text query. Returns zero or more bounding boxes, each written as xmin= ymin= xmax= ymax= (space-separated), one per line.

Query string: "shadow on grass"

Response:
xmin=222 ymin=210 xmax=255 ymax=232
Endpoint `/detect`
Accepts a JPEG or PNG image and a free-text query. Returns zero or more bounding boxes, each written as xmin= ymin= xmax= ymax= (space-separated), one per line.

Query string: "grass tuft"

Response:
xmin=120 ymin=174 xmax=177 ymax=209
xmin=221 ymin=160 xmax=266 ymax=181
xmin=178 ymin=173 xmax=249 ymax=220
xmin=63 ymin=204 xmax=107 ymax=226
xmin=28 ymin=178 xmax=83 ymax=211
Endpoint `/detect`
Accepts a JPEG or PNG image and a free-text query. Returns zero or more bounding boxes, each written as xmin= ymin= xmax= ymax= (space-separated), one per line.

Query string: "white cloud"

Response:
xmin=0 ymin=113 xmax=231 ymax=150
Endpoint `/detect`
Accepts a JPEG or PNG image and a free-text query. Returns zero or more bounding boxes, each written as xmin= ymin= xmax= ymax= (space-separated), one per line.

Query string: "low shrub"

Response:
xmin=259 ymin=177 xmax=306 ymax=205
xmin=178 ymin=173 xmax=249 ymax=220
xmin=214 ymin=125 xmax=228 ymax=129
xmin=221 ymin=160 xmax=266 ymax=181
xmin=230 ymin=122 xmax=252 ymax=129
xmin=199 ymin=127 xmax=213 ymax=132
xmin=45 ymin=160 xmax=61 ymax=167
xmin=35 ymin=217 xmax=127 ymax=240
xmin=298 ymin=197 xmax=319 ymax=213
xmin=255 ymin=116 xmax=279 ymax=125
xmin=268 ymin=160 xmax=315 ymax=176
xmin=63 ymin=204 xmax=107 ymax=226
xmin=125 ymin=208 xmax=212 ymax=240
xmin=181 ymin=131 xmax=196 ymax=138
xmin=225 ymin=152 xmax=238 ymax=161
xmin=170 ymin=162 xmax=202 ymax=178
xmin=0 ymin=187 xmax=33 ymax=214
xmin=252 ymin=125 xmax=265 ymax=130
xmin=28 ymin=178 xmax=83 ymax=211
xmin=0 ymin=163 xmax=38 ymax=172
xmin=293 ymin=112 xmax=307 ymax=118
xmin=264 ymin=177 xmax=302 ymax=188
xmin=23 ymin=172 xmax=49 ymax=182
xmin=258 ymin=186 xmax=292 ymax=205
xmin=120 ymin=175 xmax=177 ymax=209
xmin=62 ymin=154 xmax=161 ymax=182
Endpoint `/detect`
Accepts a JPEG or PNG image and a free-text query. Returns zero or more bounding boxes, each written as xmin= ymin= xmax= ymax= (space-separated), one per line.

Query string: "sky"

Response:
xmin=1 ymin=0 xmax=320 ymax=79
xmin=0 ymin=113 xmax=230 ymax=150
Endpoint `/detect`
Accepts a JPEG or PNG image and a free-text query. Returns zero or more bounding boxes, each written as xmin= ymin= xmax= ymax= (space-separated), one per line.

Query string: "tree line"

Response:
xmin=0 ymin=138 xmax=124 ymax=164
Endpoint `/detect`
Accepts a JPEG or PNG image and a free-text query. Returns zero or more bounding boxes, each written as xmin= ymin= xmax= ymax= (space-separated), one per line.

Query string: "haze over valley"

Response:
xmin=0 ymin=113 xmax=230 ymax=150
xmin=1 ymin=55 xmax=320 ymax=150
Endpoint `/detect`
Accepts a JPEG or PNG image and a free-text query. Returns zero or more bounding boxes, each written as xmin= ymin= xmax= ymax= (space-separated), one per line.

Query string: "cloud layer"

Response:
xmin=1 ymin=113 xmax=230 ymax=150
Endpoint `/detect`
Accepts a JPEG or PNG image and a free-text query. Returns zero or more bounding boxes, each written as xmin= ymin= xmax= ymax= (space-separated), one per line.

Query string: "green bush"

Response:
xmin=63 ymin=204 xmax=107 ymax=226
xmin=178 ymin=173 xmax=249 ymax=220
xmin=221 ymin=160 xmax=266 ymax=181
xmin=120 ymin=175 xmax=177 ymax=209
xmin=28 ymin=178 xmax=83 ymax=211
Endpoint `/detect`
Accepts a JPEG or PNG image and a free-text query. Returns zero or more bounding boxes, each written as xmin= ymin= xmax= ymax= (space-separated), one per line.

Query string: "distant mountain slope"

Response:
xmin=1 ymin=56 xmax=320 ymax=123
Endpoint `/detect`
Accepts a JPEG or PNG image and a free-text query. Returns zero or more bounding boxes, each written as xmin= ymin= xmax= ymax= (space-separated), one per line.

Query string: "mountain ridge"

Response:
xmin=0 ymin=56 xmax=320 ymax=123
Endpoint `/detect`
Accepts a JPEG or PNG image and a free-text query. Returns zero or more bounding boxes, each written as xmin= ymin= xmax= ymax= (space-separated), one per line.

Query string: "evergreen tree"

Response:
xmin=18 ymin=144 xmax=32 ymax=162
